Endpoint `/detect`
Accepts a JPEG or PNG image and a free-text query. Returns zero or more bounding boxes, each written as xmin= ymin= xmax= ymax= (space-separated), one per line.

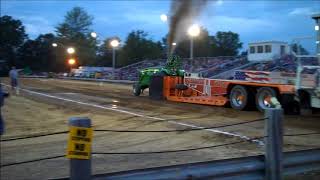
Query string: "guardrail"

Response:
xmin=58 ymin=77 xmax=135 ymax=84
xmin=20 ymin=76 xmax=136 ymax=84
xmin=94 ymin=148 xmax=320 ymax=180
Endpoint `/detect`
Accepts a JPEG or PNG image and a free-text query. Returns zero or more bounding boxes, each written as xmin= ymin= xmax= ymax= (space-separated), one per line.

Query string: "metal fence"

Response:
xmin=92 ymin=148 xmax=320 ymax=180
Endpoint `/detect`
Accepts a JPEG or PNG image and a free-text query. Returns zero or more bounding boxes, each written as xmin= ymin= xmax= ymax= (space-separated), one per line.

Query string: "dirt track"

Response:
xmin=1 ymin=78 xmax=320 ymax=179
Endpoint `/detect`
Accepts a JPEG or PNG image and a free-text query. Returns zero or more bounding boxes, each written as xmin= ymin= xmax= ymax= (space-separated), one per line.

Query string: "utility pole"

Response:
xmin=312 ymin=14 xmax=320 ymax=64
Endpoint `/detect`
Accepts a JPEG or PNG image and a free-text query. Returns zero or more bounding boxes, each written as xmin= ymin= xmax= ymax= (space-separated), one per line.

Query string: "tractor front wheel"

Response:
xmin=133 ymin=83 xmax=141 ymax=96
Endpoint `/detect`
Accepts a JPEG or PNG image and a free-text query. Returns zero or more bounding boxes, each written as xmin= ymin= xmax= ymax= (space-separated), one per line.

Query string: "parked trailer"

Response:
xmin=160 ymin=74 xmax=297 ymax=112
xmin=133 ymin=68 xmax=319 ymax=113
xmin=133 ymin=57 xmax=319 ymax=113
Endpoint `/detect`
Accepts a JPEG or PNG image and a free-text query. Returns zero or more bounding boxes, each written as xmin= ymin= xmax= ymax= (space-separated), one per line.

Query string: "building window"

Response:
xmin=280 ymin=45 xmax=286 ymax=55
xmin=265 ymin=45 xmax=271 ymax=53
xmin=250 ymin=46 xmax=255 ymax=54
xmin=257 ymin=46 xmax=263 ymax=53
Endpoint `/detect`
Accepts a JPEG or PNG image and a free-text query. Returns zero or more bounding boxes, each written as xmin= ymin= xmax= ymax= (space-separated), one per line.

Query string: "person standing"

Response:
xmin=0 ymin=82 xmax=9 ymax=135
xmin=9 ymin=66 xmax=19 ymax=94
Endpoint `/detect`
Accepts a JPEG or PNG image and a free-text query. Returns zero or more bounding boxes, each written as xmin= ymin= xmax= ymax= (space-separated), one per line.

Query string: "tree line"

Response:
xmin=0 ymin=7 xmax=243 ymax=75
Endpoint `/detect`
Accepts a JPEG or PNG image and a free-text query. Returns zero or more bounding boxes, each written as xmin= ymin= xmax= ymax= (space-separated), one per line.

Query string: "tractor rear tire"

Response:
xmin=229 ymin=85 xmax=250 ymax=110
xmin=133 ymin=83 xmax=141 ymax=96
xmin=255 ymin=87 xmax=277 ymax=112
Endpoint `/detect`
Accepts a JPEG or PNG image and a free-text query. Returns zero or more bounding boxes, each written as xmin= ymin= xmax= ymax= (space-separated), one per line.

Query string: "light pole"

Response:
xmin=312 ymin=14 xmax=320 ymax=64
xmin=187 ymin=24 xmax=200 ymax=60
xmin=90 ymin=32 xmax=97 ymax=38
xmin=160 ymin=13 xmax=171 ymax=57
xmin=90 ymin=32 xmax=121 ymax=79
xmin=110 ymin=39 xmax=120 ymax=79
xmin=160 ymin=14 xmax=168 ymax=22
xmin=52 ymin=43 xmax=76 ymax=74
xmin=52 ymin=43 xmax=76 ymax=55
xmin=67 ymin=47 xmax=75 ymax=55
xmin=68 ymin=58 xmax=76 ymax=74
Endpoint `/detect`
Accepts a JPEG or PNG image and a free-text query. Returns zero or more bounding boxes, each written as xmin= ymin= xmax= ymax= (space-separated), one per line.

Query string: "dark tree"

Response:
xmin=96 ymin=37 xmax=121 ymax=67
xmin=118 ymin=30 xmax=163 ymax=67
xmin=162 ymin=29 xmax=242 ymax=58
xmin=55 ymin=7 xmax=97 ymax=68
xmin=291 ymin=43 xmax=309 ymax=55
xmin=171 ymin=27 xmax=212 ymax=58
xmin=16 ymin=33 xmax=57 ymax=72
xmin=56 ymin=7 xmax=93 ymax=37
xmin=0 ymin=15 xmax=27 ymax=71
xmin=211 ymin=31 xmax=242 ymax=56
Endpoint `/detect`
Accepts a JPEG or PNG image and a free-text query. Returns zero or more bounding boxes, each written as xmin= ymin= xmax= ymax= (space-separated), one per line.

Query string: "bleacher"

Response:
xmin=118 ymin=59 xmax=166 ymax=81
xmin=69 ymin=53 xmax=318 ymax=81
xmin=199 ymin=57 xmax=248 ymax=78
xmin=118 ymin=56 xmax=248 ymax=81
xmin=242 ymin=55 xmax=319 ymax=74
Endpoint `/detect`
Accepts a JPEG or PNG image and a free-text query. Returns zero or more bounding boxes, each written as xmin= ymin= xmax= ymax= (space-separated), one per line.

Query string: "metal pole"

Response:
xmin=112 ymin=47 xmax=116 ymax=79
xmin=316 ymin=19 xmax=320 ymax=64
xmin=264 ymin=108 xmax=283 ymax=180
xmin=295 ymin=40 xmax=302 ymax=91
xmin=69 ymin=117 xmax=92 ymax=180
xmin=190 ymin=37 xmax=194 ymax=60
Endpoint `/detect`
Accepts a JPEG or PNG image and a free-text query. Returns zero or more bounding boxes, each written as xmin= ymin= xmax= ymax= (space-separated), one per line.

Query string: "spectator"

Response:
xmin=9 ymin=66 xmax=19 ymax=94
xmin=0 ymin=82 xmax=9 ymax=135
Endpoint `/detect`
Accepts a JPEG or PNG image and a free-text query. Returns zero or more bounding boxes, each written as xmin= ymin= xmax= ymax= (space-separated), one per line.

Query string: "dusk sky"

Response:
xmin=1 ymin=0 xmax=320 ymax=52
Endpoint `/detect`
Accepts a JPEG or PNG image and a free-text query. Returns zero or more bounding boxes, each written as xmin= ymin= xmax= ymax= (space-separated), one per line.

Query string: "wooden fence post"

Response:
xmin=265 ymin=108 xmax=283 ymax=180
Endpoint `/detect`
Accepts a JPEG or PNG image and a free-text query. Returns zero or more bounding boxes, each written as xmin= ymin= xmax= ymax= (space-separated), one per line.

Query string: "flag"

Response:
xmin=234 ymin=71 xmax=271 ymax=83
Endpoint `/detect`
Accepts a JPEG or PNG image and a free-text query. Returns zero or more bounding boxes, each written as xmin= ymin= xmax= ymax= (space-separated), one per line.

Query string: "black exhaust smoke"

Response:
xmin=167 ymin=0 xmax=208 ymax=54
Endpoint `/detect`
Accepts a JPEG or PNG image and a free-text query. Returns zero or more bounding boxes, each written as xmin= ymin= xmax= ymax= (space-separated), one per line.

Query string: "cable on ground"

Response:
xmin=94 ymin=118 xmax=267 ymax=133
xmin=92 ymin=136 xmax=266 ymax=155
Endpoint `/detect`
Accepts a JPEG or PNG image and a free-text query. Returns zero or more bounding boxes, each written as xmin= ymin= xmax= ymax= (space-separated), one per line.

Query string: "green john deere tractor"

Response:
xmin=133 ymin=55 xmax=185 ymax=96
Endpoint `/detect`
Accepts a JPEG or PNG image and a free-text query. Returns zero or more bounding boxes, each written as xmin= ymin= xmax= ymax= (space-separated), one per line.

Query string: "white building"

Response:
xmin=248 ymin=41 xmax=289 ymax=62
xmin=72 ymin=66 xmax=115 ymax=77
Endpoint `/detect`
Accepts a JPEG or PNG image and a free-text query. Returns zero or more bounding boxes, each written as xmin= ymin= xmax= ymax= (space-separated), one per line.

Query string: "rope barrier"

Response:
xmin=1 ymin=132 xmax=319 ymax=167
xmin=0 ymin=155 xmax=65 ymax=168
xmin=90 ymin=132 xmax=320 ymax=155
xmin=0 ymin=131 xmax=69 ymax=142
xmin=92 ymin=136 xmax=266 ymax=155
xmin=94 ymin=118 xmax=267 ymax=133
xmin=283 ymin=132 xmax=320 ymax=137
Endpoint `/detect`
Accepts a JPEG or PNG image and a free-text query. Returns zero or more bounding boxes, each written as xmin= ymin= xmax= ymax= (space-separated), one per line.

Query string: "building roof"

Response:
xmin=248 ymin=41 xmax=288 ymax=45
xmin=312 ymin=13 xmax=320 ymax=20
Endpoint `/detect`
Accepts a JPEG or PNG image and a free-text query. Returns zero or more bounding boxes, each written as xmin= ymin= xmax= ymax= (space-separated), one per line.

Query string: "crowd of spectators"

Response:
xmin=118 ymin=59 xmax=166 ymax=80
xmin=19 ymin=53 xmax=319 ymax=81
xmin=117 ymin=56 xmax=248 ymax=80
xmin=244 ymin=55 xmax=319 ymax=74
xmin=117 ymin=54 xmax=319 ymax=81
xmin=200 ymin=57 xmax=248 ymax=78
xmin=29 ymin=54 xmax=317 ymax=81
